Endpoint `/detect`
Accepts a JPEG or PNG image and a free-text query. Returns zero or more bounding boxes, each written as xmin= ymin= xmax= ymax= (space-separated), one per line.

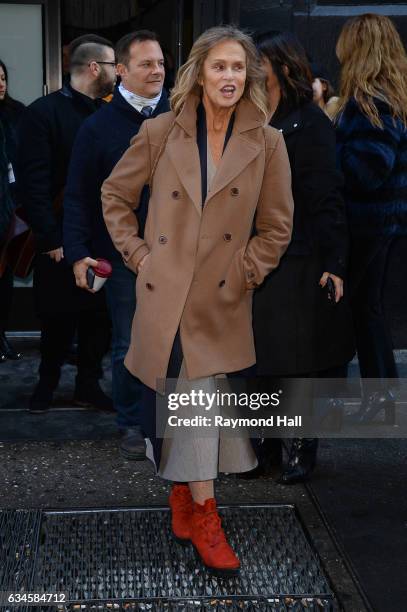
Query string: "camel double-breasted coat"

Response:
xmin=102 ymin=94 xmax=294 ymax=391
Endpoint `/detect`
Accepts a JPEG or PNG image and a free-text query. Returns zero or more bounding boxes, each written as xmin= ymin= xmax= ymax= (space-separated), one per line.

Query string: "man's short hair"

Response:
xmin=115 ymin=30 xmax=159 ymax=66
xmin=69 ymin=34 xmax=114 ymax=74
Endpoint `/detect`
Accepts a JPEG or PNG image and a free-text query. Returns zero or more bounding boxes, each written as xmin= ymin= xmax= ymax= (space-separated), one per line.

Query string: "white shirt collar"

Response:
xmin=118 ymin=83 xmax=162 ymax=114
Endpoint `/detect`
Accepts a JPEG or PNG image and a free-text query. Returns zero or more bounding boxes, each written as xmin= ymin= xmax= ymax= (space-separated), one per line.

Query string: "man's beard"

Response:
xmin=94 ymin=69 xmax=116 ymax=99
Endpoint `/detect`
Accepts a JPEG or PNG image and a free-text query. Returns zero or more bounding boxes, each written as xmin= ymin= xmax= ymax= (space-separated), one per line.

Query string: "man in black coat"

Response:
xmin=63 ymin=31 xmax=169 ymax=459
xmin=17 ymin=34 xmax=117 ymax=412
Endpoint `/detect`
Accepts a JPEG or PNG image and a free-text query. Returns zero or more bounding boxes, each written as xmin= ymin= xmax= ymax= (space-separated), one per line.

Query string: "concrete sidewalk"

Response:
xmin=0 ymin=439 xmax=369 ymax=611
xmin=2 ymin=340 xmax=406 ymax=610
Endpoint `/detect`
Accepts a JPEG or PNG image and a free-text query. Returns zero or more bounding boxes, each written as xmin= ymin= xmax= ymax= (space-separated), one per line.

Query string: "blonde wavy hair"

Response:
xmin=335 ymin=13 xmax=407 ymax=128
xmin=170 ymin=25 xmax=269 ymax=122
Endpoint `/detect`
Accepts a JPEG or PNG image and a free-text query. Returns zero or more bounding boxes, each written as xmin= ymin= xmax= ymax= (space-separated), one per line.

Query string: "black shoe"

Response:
xmin=350 ymin=390 xmax=396 ymax=425
xmin=119 ymin=426 xmax=146 ymax=460
xmin=74 ymin=380 xmax=115 ymax=412
xmin=315 ymin=398 xmax=344 ymax=432
xmin=238 ymin=438 xmax=283 ymax=479
xmin=29 ymin=383 xmax=54 ymax=413
xmin=278 ymin=438 xmax=318 ymax=485
xmin=0 ymin=332 xmax=22 ymax=360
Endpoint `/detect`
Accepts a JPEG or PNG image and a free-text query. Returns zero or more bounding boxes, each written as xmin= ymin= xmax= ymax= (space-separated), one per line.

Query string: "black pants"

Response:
xmin=33 ymin=254 xmax=111 ymax=389
xmin=0 ymin=265 xmax=14 ymax=331
xmin=38 ymin=310 xmax=111 ymax=389
xmin=350 ymin=236 xmax=398 ymax=391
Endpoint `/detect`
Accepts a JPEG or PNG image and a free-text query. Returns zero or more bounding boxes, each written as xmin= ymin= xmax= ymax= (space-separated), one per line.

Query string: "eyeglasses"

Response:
xmin=93 ymin=61 xmax=116 ymax=66
xmin=71 ymin=60 xmax=116 ymax=67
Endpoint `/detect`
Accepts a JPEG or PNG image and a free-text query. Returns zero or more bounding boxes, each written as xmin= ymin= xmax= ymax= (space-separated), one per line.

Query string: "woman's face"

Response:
xmin=262 ymin=57 xmax=280 ymax=96
xmin=0 ymin=67 xmax=7 ymax=100
xmin=312 ymin=78 xmax=326 ymax=103
xmin=200 ymin=40 xmax=247 ymax=110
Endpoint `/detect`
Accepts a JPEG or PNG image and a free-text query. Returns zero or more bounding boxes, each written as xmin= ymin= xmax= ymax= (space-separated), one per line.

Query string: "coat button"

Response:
xmin=172 ymin=190 xmax=180 ymax=199
xmin=223 ymin=233 xmax=232 ymax=242
xmin=123 ymin=250 xmax=129 ymax=257
xmin=230 ymin=187 xmax=239 ymax=196
xmin=158 ymin=235 xmax=167 ymax=244
xmin=219 ymin=280 xmax=225 ymax=287
xmin=146 ymin=283 xmax=154 ymax=290
xmin=248 ymin=271 xmax=255 ymax=279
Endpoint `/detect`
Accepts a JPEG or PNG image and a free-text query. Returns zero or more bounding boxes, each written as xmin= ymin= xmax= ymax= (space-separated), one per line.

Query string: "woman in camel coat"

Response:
xmin=102 ymin=98 xmax=292 ymax=391
xmin=102 ymin=26 xmax=293 ymax=577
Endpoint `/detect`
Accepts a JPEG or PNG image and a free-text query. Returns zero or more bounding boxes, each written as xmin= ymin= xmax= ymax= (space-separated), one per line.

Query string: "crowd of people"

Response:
xmin=1 ymin=12 xmax=407 ymax=576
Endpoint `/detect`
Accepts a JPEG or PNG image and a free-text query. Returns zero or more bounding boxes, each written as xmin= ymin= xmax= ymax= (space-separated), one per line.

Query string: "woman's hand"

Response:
xmin=136 ymin=253 xmax=149 ymax=274
xmin=319 ymin=272 xmax=343 ymax=303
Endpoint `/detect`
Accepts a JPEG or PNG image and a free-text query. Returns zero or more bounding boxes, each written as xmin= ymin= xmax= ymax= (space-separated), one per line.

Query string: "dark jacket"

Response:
xmin=0 ymin=100 xmax=25 ymax=169
xmin=63 ymin=88 xmax=169 ymax=265
xmin=0 ymin=101 xmax=25 ymax=242
xmin=15 ymin=84 xmax=105 ymax=314
xmin=0 ymin=120 xmax=13 ymax=242
xmin=336 ymin=97 xmax=407 ymax=237
xmin=274 ymin=101 xmax=348 ymax=277
xmin=253 ymin=101 xmax=354 ymax=375
xmin=16 ymin=84 xmax=102 ymax=253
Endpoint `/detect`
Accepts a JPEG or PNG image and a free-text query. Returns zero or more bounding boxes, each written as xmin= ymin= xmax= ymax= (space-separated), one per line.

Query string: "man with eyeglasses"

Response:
xmin=63 ymin=31 xmax=169 ymax=460
xmin=17 ymin=35 xmax=117 ymax=414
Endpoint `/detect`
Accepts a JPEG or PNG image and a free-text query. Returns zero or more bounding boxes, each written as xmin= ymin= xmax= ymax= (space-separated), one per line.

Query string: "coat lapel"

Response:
xmin=165 ymin=95 xmax=265 ymax=215
xmin=167 ymin=138 xmax=202 ymax=216
xmin=204 ymin=133 xmax=261 ymax=204
xmin=166 ymin=95 xmax=202 ymax=216
xmin=270 ymin=106 xmax=303 ymax=136
xmin=204 ymin=98 xmax=264 ymax=206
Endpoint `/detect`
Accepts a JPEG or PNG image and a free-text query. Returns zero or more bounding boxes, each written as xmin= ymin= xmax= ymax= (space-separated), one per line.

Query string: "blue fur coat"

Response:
xmin=336 ymin=97 xmax=407 ymax=236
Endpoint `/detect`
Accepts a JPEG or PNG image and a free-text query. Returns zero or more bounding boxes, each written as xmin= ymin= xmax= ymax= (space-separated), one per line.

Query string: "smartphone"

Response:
xmin=326 ymin=277 xmax=336 ymax=302
xmin=86 ymin=267 xmax=95 ymax=290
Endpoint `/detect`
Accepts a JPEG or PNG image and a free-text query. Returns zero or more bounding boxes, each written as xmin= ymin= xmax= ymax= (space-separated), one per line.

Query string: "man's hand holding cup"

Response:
xmin=73 ymin=257 xmax=112 ymax=293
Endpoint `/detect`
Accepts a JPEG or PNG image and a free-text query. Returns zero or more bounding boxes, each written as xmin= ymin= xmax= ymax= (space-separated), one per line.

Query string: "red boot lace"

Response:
xmin=201 ymin=511 xmax=226 ymax=547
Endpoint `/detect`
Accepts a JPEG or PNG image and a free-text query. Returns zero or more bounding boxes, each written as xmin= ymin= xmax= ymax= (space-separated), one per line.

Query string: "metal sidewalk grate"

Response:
xmin=0 ymin=505 xmax=337 ymax=611
xmin=0 ymin=510 xmax=42 ymax=594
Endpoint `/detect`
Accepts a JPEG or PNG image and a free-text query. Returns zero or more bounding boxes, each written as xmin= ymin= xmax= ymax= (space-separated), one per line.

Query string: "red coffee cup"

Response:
xmin=87 ymin=258 xmax=112 ymax=291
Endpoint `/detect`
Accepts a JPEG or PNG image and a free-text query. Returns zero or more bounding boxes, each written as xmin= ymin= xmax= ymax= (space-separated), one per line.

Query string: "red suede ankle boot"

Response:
xmin=168 ymin=484 xmax=193 ymax=544
xmin=191 ymin=498 xmax=240 ymax=577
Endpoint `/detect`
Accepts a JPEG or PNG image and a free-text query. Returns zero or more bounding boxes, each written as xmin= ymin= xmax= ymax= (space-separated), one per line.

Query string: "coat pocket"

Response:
xmin=226 ymin=247 xmax=246 ymax=298
xmin=135 ymin=251 xmax=152 ymax=294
